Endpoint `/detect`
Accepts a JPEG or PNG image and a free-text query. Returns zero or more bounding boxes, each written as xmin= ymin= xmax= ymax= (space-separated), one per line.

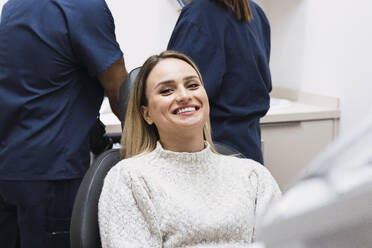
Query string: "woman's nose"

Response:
xmin=175 ymin=87 xmax=191 ymax=102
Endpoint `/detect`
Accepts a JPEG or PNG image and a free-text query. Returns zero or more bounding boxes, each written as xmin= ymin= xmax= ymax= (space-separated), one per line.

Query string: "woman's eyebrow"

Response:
xmin=183 ymin=75 xmax=199 ymax=81
xmin=153 ymin=80 xmax=175 ymax=90
xmin=153 ymin=75 xmax=200 ymax=90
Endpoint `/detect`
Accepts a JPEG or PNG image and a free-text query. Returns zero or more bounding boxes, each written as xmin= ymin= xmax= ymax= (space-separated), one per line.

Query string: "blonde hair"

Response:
xmin=121 ymin=50 xmax=216 ymax=158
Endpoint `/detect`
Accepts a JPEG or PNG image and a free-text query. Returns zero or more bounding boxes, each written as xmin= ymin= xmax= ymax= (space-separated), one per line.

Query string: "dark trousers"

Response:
xmin=0 ymin=179 xmax=82 ymax=248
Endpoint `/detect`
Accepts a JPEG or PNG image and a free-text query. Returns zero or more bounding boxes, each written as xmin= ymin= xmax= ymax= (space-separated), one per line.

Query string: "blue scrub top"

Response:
xmin=0 ymin=0 xmax=123 ymax=180
xmin=168 ymin=0 xmax=271 ymax=163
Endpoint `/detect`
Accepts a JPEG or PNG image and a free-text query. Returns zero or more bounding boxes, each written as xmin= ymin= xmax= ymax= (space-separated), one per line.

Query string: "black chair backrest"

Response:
xmin=119 ymin=67 xmax=141 ymax=123
xmin=70 ymin=149 xmax=121 ymax=248
xmin=214 ymin=141 xmax=245 ymax=158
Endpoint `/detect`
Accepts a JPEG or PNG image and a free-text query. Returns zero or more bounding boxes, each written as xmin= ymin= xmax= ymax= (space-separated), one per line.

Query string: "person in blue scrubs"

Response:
xmin=168 ymin=0 xmax=271 ymax=164
xmin=0 ymin=0 xmax=127 ymax=247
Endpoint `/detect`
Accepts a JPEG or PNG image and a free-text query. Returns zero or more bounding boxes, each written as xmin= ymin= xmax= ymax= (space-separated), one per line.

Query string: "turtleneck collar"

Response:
xmin=151 ymin=140 xmax=215 ymax=167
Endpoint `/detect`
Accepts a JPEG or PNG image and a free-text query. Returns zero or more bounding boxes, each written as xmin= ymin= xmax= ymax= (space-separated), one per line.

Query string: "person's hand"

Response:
xmin=89 ymin=117 xmax=113 ymax=155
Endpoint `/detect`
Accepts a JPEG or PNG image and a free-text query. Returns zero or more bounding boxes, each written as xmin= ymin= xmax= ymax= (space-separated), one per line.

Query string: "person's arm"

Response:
xmin=65 ymin=0 xmax=126 ymax=118
xmin=98 ymin=164 xmax=162 ymax=248
xmin=254 ymin=167 xmax=281 ymax=215
xmin=252 ymin=166 xmax=281 ymax=242
xmin=97 ymin=56 xmax=128 ymax=119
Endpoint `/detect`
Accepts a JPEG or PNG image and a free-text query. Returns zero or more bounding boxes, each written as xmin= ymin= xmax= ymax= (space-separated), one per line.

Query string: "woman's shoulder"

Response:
xmin=217 ymin=154 xmax=273 ymax=176
xmin=216 ymin=153 xmax=258 ymax=166
xmin=104 ymin=152 xmax=154 ymax=182
xmin=249 ymin=0 xmax=270 ymax=26
xmin=182 ymin=0 xmax=228 ymax=24
xmin=249 ymin=0 xmax=265 ymax=14
xmin=190 ymin=0 xmax=222 ymax=10
xmin=217 ymin=155 xmax=279 ymax=191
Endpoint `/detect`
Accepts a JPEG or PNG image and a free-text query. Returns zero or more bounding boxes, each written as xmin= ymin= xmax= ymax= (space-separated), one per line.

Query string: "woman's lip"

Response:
xmin=173 ymin=105 xmax=200 ymax=114
xmin=177 ymin=110 xmax=197 ymax=116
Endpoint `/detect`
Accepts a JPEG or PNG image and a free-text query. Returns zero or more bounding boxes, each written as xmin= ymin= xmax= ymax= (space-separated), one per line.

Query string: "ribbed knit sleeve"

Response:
xmin=251 ymin=166 xmax=281 ymax=241
xmin=98 ymin=164 xmax=162 ymax=248
xmin=255 ymin=166 xmax=281 ymax=216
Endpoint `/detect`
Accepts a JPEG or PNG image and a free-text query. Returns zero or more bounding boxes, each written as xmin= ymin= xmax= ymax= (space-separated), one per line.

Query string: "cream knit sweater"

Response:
xmin=98 ymin=142 xmax=280 ymax=248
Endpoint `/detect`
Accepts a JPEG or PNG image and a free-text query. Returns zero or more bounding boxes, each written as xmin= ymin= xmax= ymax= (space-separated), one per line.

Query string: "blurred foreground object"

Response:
xmin=257 ymin=115 xmax=372 ymax=248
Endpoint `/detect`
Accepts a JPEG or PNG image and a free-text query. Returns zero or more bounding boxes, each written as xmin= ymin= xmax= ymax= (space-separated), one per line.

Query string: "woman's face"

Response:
xmin=141 ymin=58 xmax=209 ymax=138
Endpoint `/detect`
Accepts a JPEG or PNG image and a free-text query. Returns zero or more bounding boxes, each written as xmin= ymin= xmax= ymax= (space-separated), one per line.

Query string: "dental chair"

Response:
xmin=70 ymin=67 xmax=245 ymax=248
xmin=118 ymin=67 xmax=140 ymax=123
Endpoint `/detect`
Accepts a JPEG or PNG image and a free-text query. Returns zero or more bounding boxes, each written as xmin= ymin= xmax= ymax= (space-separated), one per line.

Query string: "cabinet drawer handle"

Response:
xmin=261 ymin=121 xmax=302 ymax=127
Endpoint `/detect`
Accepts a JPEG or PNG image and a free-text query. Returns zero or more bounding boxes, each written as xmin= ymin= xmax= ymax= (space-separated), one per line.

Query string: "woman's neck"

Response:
xmin=158 ymin=131 xmax=205 ymax=153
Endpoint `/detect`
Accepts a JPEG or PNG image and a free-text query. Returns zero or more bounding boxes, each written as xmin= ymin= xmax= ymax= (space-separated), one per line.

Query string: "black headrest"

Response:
xmin=214 ymin=141 xmax=245 ymax=158
xmin=119 ymin=67 xmax=141 ymax=123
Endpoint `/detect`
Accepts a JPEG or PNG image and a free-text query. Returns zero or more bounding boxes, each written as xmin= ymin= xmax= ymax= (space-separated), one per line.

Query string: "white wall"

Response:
xmin=106 ymin=0 xmax=180 ymax=70
xmin=262 ymin=0 xmax=372 ymax=135
xmin=301 ymin=0 xmax=372 ymax=134
xmin=262 ymin=0 xmax=307 ymax=90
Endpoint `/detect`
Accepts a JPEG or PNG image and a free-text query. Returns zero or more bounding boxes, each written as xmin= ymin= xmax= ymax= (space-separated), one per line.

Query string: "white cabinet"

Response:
xmin=260 ymin=87 xmax=340 ymax=190
xmin=261 ymin=119 xmax=339 ymax=190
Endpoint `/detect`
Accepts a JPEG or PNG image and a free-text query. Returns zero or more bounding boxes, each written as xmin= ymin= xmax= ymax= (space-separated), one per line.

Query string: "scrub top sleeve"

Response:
xmin=168 ymin=20 xmax=226 ymax=101
xmin=66 ymin=0 xmax=123 ymax=76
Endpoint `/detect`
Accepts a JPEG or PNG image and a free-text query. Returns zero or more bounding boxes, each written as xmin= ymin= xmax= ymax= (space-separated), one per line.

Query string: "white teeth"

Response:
xmin=176 ymin=107 xmax=196 ymax=114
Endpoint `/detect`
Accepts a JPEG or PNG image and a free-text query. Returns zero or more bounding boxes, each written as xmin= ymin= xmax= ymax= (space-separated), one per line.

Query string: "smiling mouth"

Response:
xmin=174 ymin=106 xmax=200 ymax=115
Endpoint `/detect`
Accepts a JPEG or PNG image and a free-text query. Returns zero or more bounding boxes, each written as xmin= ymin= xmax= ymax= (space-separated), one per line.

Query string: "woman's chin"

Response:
xmin=175 ymin=119 xmax=205 ymax=129
xmin=166 ymin=122 xmax=205 ymax=135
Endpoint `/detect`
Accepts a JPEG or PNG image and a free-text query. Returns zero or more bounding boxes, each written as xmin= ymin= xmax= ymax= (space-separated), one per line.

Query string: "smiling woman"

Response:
xmin=121 ymin=50 xmax=215 ymax=158
xmin=141 ymin=57 xmax=210 ymax=152
xmin=98 ymin=51 xmax=281 ymax=248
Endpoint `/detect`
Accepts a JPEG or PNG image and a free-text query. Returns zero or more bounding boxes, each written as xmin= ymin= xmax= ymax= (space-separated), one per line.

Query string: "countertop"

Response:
xmin=261 ymin=87 xmax=340 ymax=124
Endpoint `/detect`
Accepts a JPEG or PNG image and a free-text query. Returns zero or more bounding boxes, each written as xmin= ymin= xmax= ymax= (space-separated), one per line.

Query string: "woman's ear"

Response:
xmin=141 ymin=105 xmax=154 ymax=125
